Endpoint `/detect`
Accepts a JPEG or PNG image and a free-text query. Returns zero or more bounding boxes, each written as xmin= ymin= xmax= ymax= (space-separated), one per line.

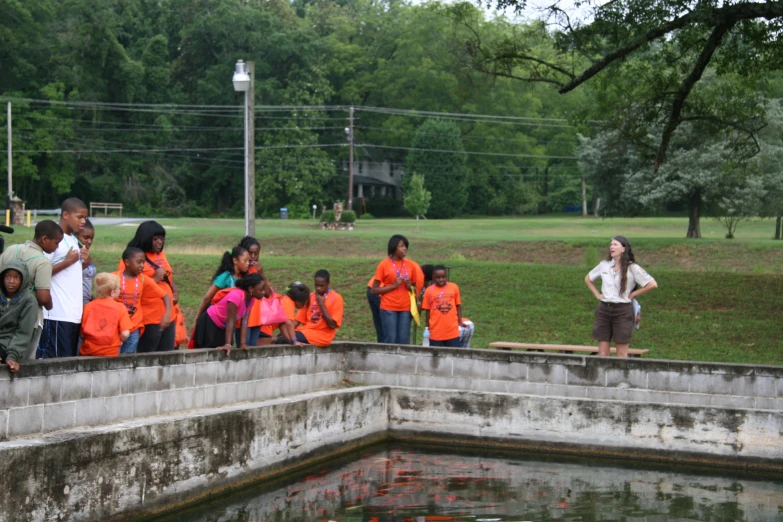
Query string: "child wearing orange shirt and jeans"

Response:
xmin=421 ymin=265 xmax=466 ymax=348
xmin=116 ymin=247 xmax=172 ymax=354
xmin=121 ymin=221 xmax=179 ymax=352
xmin=371 ymin=235 xmax=423 ymax=345
xmin=80 ymin=273 xmax=132 ymax=357
xmin=294 ymin=270 xmax=343 ymax=347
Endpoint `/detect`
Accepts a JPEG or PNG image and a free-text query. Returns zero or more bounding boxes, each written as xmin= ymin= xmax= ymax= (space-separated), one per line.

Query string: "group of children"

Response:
xmin=0 ymin=198 xmax=94 ymax=372
xmin=0 ymin=199 xmax=185 ymax=372
xmin=0 ymin=203 xmax=468 ymax=374
xmin=189 ymin=238 xmax=345 ymax=351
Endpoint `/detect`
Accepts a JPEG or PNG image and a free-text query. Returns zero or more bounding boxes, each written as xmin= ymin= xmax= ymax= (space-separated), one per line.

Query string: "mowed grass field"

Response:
xmin=11 ymin=215 xmax=783 ymax=365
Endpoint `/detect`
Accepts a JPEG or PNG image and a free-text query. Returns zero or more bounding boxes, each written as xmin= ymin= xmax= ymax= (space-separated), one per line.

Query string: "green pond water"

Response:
xmin=160 ymin=445 xmax=783 ymax=522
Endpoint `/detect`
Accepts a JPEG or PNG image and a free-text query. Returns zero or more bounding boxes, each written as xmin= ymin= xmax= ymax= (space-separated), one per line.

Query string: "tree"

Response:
xmin=405 ymin=119 xmax=468 ymax=218
xmin=457 ymin=0 xmax=779 ymax=167
xmin=714 ymin=181 xmax=764 ymax=239
xmin=403 ymin=173 xmax=432 ymax=230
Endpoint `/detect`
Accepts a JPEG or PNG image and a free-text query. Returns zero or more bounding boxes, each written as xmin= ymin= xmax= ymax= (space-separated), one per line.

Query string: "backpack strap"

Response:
xmin=145 ymin=255 xmax=172 ymax=287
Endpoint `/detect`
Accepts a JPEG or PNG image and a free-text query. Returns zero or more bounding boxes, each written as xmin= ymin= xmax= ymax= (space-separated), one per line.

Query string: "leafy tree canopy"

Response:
xmin=458 ymin=0 xmax=783 ymax=167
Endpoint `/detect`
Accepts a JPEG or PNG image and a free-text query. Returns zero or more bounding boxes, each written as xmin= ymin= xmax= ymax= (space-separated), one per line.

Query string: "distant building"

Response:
xmin=344 ymin=159 xmax=404 ymax=203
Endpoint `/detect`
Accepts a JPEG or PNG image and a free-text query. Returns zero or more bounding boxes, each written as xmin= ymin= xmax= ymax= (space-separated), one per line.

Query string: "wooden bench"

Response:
xmin=489 ymin=342 xmax=649 ymax=357
xmin=90 ymin=202 xmax=123 ymax=217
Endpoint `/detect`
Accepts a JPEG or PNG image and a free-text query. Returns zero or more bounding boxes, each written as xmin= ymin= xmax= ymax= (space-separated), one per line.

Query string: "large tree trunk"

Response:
xmin=594 ymin=197 xmax=601 ymax=217
xmin=686 ymin=191 xmax=702 ymax=238
xmin=775 ymin=215 xmax=781 ymax=240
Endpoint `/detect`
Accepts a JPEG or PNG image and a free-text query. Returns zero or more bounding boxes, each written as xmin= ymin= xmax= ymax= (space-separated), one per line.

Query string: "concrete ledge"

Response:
xmin=0 ymin=386 xmax=389 ymax=522
xmin=342 ymin=344 xmax=783 ymax=409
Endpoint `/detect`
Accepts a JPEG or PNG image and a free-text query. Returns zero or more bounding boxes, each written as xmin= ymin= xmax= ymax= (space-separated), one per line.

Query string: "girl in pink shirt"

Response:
xmin=193 ymin=274 xmax=266 ymax=351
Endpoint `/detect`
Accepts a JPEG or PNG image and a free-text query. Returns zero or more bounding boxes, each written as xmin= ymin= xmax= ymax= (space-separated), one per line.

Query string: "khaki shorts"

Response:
xmin=593 ymin=302 xmax=634 ymax=344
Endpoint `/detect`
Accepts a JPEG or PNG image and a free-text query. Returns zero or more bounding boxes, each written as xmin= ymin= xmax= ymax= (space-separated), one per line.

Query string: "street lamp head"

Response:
xmin=232 ymin=60 xmax=250 ymax=92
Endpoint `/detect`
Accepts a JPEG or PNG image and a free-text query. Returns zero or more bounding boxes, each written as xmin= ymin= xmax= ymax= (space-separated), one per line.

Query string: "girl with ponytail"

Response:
xmin=193 ymin=246 xmax=250 ymax=321
xmin=193 ymin=273 xmax=267 ymax=351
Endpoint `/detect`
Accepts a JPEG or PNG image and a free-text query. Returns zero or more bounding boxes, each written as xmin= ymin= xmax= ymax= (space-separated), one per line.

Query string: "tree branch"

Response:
xmin=484 ymin=52 xmax=576 ymax=80
xmin=558 ymin=10 xmax=700 ymax=94
xmin=473 ymin=65 xmax=566 ymax=86
xmin=654 ymin=21 xmax=736 ymax=170
xmin=558 ymin=1 xmax=783 ymax=94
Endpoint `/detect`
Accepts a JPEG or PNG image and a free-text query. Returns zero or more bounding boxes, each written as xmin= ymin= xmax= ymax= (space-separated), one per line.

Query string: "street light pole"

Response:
xmin=233 ymin=60 xmax=255 ymax=237
xmin=347 ymin=106 xmax=354 ymax=210
xmin=246 ymin=61 xmax=255 ymax=237
xmin=7 ymin=102 xmax=11 ymax=202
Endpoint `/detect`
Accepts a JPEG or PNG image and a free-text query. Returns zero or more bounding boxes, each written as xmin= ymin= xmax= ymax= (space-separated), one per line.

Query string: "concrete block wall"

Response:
xmin=3 ymin=343 xmax=782 ymax=442
xmin=0 ymin=346 xmax=344 ymax=441
xmin=0 ymin=386 xmax=389 ymax=522
xmin=343 ymin=344 xmax=783 ymax=411
xmin=389 ymin=387 xmax=783 ymax=466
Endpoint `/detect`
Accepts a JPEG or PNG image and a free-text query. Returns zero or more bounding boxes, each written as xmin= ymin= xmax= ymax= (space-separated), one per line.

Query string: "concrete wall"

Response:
xmin=0 ymin=344 xmax=781 ymax=521
xmin=344 ymin=344 xmax=783 ymax=411
xmin=0 ymin=346 xmax=343 ymax=440
xmin=1 ymin=387 xmax=389 ymax=522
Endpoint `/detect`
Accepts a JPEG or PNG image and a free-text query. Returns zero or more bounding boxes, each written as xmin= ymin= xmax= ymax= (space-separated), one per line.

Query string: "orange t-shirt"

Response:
xmin=114 ymin=272 xmax=167 ymax=333
xmin=80 ymin=298 xmax=133 ymax=357
xmin=118 ymin=251 xmax=174 ymax=325
xmin=373 ymin=258 xmax=423 ymax=312
xmin=260 ymin=294 xmax=298 ymax=336
xmin=295 ymin=291 xmax=343 ymax=347
xmin=246 ymin=265 xmax=263 ymax=328
xmin=422 ymin=282 xmax=462 ymax=341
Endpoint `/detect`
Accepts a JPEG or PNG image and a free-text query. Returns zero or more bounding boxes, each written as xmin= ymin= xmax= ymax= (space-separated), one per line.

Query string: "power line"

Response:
xmin=16 ymin=124 xmax=345 ymax=133
xmin=356 ymin=144 xmax=578 ymax=160
xmin=354 ymin=105 xmax=580 ymax=123
xmin=4 ymin=143 xmax=347 ymax=154
xmin=355 ymin=125 xmax=578 ymax=146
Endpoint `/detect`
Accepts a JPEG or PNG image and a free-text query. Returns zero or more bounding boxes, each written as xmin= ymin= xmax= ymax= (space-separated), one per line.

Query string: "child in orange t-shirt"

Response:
xmin=293 ymin=270 xmax=343 ymax=347
xmin=421 ymin=265 xmax=466 ymax=348
xmin=116 ymin=247 xmax=171 ymax=354
xmin=261 ymin=282 xmax=310 ymax=344
xmin=370 ymin=234 xmax=423 ymax=345
xmin=80 ymin=273 xmax=132 ymax=357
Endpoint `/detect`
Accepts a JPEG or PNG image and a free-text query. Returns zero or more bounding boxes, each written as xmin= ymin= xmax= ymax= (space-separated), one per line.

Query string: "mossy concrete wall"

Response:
xmin=0 ymin=344 xmax=780 ymax=521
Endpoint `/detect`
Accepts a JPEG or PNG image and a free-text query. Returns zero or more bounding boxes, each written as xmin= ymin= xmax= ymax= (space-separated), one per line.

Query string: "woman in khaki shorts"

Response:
xmin=584 ymin=236 xmax=658 ymax=357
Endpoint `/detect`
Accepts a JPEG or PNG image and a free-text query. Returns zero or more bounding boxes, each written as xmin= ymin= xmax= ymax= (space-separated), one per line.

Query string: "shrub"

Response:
xmin=320 ymin=210 xmax=336 ymax=223
xmin=284 ymin=202 xmax=312 ymax=219
xmin=339 ymin=210 xmax=357 ymax=223
xmin=359 ymin=212 xmax=374 ymax=219
xmin=366 ymin=196 xmax=405 ymax=217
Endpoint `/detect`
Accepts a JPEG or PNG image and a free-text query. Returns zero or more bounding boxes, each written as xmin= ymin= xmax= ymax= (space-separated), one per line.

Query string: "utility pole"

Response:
xmin=246 ymin=61 xmax=255 ymax=237
xmin=6 ymin=102 xmax=11 ymax=203
xmin=347 ymin=106 xmax=354 ymax=210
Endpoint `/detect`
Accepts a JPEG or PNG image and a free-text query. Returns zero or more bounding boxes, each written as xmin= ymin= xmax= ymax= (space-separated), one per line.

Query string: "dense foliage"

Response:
xmin=0 ymin=0 xmax=585 ymax=217
xmin=1 ymin=0 xmax=781 ymax=233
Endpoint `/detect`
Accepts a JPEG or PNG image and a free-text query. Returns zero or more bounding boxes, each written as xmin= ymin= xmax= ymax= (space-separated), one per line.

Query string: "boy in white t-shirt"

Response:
xmin=38 ymin=198 xmax=88 ymax=359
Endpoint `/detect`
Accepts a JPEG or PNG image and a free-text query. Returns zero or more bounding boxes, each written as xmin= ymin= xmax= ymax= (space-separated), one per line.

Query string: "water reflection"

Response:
xmin=166 ymin=446 xmax=783 ymax=522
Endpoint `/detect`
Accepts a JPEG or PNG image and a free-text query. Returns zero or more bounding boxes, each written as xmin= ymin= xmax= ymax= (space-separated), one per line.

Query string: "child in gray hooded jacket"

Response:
xmin=0 ymin=259 xmax=38 ymax=373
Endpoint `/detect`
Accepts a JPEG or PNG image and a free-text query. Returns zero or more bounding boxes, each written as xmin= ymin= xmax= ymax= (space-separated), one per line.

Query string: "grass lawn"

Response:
xmin=92 ymin=216 xmax=783 ymax=273
xmin=8 ymin=215 xmax=782 ymax=365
